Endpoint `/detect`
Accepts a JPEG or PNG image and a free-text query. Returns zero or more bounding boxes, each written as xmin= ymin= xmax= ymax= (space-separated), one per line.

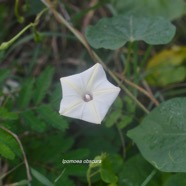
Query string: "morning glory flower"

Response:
xmin=59 ymin=63 xmax=120 ymax=124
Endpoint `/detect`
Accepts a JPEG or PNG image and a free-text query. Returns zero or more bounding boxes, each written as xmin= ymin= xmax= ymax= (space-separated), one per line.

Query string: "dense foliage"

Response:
xmin=0 ymin=0 xmax=186 ymax=185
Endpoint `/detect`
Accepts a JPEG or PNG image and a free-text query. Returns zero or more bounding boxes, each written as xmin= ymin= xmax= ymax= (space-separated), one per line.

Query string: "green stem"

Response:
xmin=141 ymin=45 xmax=153 ymax=68
xmin=87 ymin=168 xmax=100 ymax=186
xmin=0 ymin=126 xmax=32 ymax=182
xmin=0 ymin=23 xmax=33 ymax=50
xmin=54 ymin=168 xmax=66 ymax=184
xmin=116 ymin=124 xmax=126 ymax=158
xmin=14 ymin=0 xmax=24 ymax=23
xmin=87 ymin=168 xmax=91 ymax=186
xmin=133 ymin=42 xmax=139 ymax=84
xmin=123 ymin=41 xmax=133 ymax=75
xmin=0 ymin=162 xmax=24 ymax=179
xmin=89 ymin=169 xmax=100 ymax=178
xmin=141 ymin=169 xmax=157 ymax=186
xmin=0 ymin=8 xmax=47 ymax=50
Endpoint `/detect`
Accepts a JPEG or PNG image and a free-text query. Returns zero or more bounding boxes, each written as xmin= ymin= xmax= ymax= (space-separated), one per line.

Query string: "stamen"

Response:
xmin=83 ymin=93 xmax=93 ymax=102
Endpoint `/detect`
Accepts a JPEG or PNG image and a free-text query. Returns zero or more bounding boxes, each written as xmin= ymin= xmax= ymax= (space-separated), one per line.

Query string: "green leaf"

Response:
xmin=17 ymin=78 xmax=35 ymax=109
xmin=145 ymin=47 xmax=186 ymax=86
xmin=31 ymin=168 xmax=53 ymax=186
xmin=109 ymin=154 xmax=124 ymax=173
xmin=37 ymin=105 xmax=68 ymax=131
xmin=116 ymin=96 xmax=135 ymax=129
xmin=117 ymin=115 xmax=133 ymax=129
xmin=0 ymin=128 xmax=21 ymax=160
xmin=111 ymin=0 xmax=186 ymax=21
xmin=118 ymin=154 xmax=158 ymax=186
xmin=22 ymin=110 xmax=46 ymax=132
xmin=105 ymin=111 xmax=121 ymax=128
xmin=100 ymin=168 xmax=118 ymax=184
xmin=0 ymin=142 xmax=15 ymax=159
xmin=85 ymin=15 xmax=176 ymax=50
xmin=127 ymin=97 xmax=186 ymax=172
xmin=104 ymin=97 xmax=124 ymax=127
xmin=34 ymin=67 xmax=54 ymax=105
xmin=164 ymin=173 xmax=186 ymax=186
xmin=113 ymin=97 xmax=123 ymax=109
xmin=100 ymin=156 xmax=118 ymax=184
xmin=49 ymin=83 xmax=62 ymax=109
xmin=0 ymin=108 xmax=18 ymax=121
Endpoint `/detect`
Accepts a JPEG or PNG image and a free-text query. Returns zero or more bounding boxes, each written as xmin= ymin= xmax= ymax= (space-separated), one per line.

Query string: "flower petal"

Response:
xmin=59 ymin=96 xmax=84 ymax=119
xmin=81 ymin=101 xmax=102 ymax=124
xmin=93 ymin=79 xmax=120 ymax=103
xmin=93 ymin=80 xmax=120 ymax=95
xmin=94 ymin=89 xmax=120 ymax=120
xmin=60 ymin=74 xmax=84 ymax=96
xmin=80 ymin=63 xmax=106 ymax=92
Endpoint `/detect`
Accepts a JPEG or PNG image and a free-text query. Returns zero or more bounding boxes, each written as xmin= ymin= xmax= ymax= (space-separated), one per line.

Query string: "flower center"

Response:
xmin=83 ymin=93 xmax=93 ymax=102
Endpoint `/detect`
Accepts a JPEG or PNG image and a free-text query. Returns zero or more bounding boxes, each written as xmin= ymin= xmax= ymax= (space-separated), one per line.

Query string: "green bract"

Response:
xmin=127 ymin=97 xmax=186 ymax=172
xmin=85 ymin=15 xmax=176 ymax=50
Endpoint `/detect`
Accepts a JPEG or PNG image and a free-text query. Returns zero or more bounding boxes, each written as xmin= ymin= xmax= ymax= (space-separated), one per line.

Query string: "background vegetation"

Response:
xmin=0 ymin=0 xmax=186 ymax=185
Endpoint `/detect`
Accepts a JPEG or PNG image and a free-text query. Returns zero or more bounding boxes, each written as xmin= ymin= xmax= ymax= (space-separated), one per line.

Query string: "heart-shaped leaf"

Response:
xmin=127 ymin=97 xmax=186 ymax=172
xmin=85 ymin=15 xmax=176 ymax=50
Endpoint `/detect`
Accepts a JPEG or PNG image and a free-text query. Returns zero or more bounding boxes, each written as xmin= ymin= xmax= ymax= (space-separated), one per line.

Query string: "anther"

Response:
xmin=83 ymin=93 xmax=93 ymax=102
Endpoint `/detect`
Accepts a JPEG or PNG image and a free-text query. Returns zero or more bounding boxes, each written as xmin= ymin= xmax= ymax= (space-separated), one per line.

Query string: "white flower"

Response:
xmin=59 ymin=63 xmax=120 ymax=124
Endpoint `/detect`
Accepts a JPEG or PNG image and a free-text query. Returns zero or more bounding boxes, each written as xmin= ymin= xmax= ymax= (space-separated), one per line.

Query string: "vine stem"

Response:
xmin=41 ymin=0 xmax=149 ymax=114
xmin=0 ymin=8 xmax=47 ymax=50
xmin=115 ymin=73 xmax=159 ymax=106
xmin=116 ymin=124 xmax=126 ymax=158
xmin=0 ymin=126 xmax=32 ymax=182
